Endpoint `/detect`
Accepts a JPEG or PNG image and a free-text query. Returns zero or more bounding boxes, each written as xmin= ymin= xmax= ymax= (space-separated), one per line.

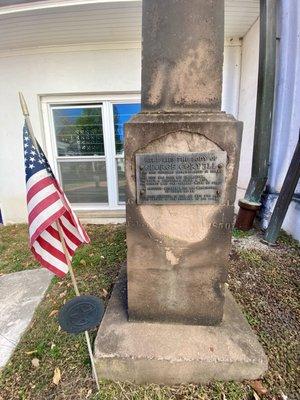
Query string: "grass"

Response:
xmin=0 ymin=224 xmax=299 ymax=400
xmin=232 ymin=228 xmax=254 ymax=239
xmin=0 ymin=224 xmax=38 ymax=274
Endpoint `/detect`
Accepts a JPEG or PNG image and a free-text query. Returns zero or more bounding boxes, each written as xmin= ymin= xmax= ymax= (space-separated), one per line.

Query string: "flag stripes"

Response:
xmin=23 ymin=124 xmax=90 ymax=277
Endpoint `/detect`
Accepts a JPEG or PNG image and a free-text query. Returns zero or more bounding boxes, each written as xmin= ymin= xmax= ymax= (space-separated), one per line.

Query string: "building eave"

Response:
xmin=0 ymin=0 xmax=137 ymax=16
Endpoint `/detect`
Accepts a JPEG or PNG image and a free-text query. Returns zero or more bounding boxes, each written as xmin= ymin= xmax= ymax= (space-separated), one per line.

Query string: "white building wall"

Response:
xmin=0 ymin=46 xmax=141 ymax=223
xmin=236 ymin=18 xmax=260 ymax=202
xmin=0 ymin=44 xmax=241 ymax=224
xmin=222 ymin=40 xmax=242 ymax=118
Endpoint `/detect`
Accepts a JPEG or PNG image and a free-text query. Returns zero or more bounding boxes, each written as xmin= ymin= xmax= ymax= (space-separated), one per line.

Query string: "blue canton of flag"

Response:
xmin=23 ymin=125 xmax=53 ymax=181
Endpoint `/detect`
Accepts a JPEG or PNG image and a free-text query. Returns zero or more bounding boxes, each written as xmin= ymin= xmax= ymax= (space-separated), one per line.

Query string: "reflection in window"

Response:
xmin=59 ymin=161 xmax=108 ymax=204
xmin=116 ymin=158 xmax=125 ymax=202
xmin=53 ymin=107 xmax=104 ymax=156
xmin=113 ymin=103 xmax=141 ymax=155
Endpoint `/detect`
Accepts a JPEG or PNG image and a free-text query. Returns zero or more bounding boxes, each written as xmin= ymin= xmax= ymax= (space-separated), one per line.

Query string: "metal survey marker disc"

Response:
xmin=58 ymin=295 xmax=104 ymax=334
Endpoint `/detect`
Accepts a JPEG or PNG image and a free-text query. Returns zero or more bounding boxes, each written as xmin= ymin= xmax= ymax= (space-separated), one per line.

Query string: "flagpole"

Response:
xmin=55 ymin=222 xmax=100 ymax=391
xmin=19 ymin=92 xmax=100 ymax=392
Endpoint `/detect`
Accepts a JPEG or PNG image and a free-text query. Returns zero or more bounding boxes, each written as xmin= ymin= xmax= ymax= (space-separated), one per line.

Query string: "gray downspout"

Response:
xmin=235 ymin=0 xmax=277 ymax=231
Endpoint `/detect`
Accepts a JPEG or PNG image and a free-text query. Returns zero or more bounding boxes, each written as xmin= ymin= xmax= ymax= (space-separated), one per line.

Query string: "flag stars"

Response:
xmin=23 ymin=127 xmax=53 ymax=180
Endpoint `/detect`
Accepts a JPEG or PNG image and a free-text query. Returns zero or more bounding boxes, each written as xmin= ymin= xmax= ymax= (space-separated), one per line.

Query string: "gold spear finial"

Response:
xmin=19 ymin=92 xmax=29 ymax=116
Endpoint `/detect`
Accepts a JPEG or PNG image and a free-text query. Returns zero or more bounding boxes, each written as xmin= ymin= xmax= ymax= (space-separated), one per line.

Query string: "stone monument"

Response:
xmin=95 ymin=0 xmax=267 ymax=384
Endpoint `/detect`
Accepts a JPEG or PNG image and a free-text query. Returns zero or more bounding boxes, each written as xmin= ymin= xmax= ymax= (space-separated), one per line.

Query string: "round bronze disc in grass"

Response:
xmin=58 ymin=295 xmax=104 ymax=334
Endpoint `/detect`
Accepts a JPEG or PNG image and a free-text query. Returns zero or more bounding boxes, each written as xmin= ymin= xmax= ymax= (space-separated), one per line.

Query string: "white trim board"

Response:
xmin=0 ymin=41 xmax=141 ymax=58
xmin=0 ymin=39 xmax=240 ymax=59
xmin=0 ymin=0 xmax=140 ymax=16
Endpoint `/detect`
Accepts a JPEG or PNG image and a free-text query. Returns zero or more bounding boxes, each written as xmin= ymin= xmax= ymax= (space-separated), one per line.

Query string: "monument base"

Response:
xmin=94 ymin=268 xmax=267 ymax=385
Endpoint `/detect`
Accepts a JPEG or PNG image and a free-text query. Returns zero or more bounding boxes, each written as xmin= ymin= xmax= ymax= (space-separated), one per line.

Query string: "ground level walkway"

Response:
xmin=0 ymin=268 xmax=52 ymax=369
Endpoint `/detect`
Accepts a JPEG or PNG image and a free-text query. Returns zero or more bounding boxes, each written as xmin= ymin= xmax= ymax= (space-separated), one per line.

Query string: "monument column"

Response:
xmin=95 ymin=0 xmax=267 ymax=384
xmin=126 ymin=0 xmax=241 ymax=325
xmin=141 ymin=0 xmax=223 ymax=112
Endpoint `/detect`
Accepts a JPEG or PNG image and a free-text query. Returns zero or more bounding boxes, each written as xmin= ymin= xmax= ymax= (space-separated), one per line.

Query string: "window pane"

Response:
xmin=53 ymin=107 xmax=104 ymax=156
xmin=116 ymin=158 xmax=125 ymax=203
xmin=59 ymin=161 xmax=108 ymax=204
xmin=113 ymin=103 xmax=141 ymax=155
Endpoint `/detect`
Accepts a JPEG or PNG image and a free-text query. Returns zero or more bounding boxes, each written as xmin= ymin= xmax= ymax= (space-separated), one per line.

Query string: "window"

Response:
xmin=113 ymin=103 xmax=141 ymax=202
xmin=42 ymin=95 xmax=140 ymax=210
xmin=52 ymin=105 xmax=108 ymax=205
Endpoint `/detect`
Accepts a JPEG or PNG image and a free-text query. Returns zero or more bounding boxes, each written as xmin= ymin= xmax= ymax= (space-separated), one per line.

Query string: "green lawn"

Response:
xmin=0 ymin=224 xmax=299 ymax=400
xmin=0 ymin=224 xmax=38 ymax=274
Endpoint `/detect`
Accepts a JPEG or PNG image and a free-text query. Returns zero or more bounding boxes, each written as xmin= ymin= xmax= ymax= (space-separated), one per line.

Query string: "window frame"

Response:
xmin=41 ymin=93 xmax=140 ymax=211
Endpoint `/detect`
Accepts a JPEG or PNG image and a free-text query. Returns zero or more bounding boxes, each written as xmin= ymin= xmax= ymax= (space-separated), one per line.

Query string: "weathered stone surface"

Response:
xmin=95 ymin=0 xmax=267 ymax=385
xmin=125 ymin=113 xmax=242 ymax=325
xmin=142 ymin=0 xmax=224 ymax=111
xmin=94 ymin=268 xmax=268 ymax=384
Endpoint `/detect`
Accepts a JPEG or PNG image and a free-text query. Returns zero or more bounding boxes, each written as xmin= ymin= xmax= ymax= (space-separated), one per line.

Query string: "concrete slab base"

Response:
xmin=94 ymin=268 xmax=268 ymax=384
xmin=0 ymin=268 xmax=52 ymax=368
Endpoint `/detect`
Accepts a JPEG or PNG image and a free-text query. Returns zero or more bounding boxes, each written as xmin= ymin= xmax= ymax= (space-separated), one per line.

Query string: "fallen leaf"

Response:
xmin=101 ymin=288 xmax=108 ymax=298
xmin=59 ymin=290 xmax=67 ymax=298
xmin=53 ymin=367 xmax=61 ymax=385
xmin=31 ymin=358 xmax=39 ymax=368
xmin=48 ymin=309 xmax=58 ymax=317
xmin=25 ymin=350 xmax=37 ymax=355
xmin=249 ymin=380 xmax=268 ymax=396
xmin=51 ymin=343 xmax=56 ymax=350
xmin=86 ymin=389 xmax=92 ymax=398
xmin=80 ymin=259 xmax=87 ymax=266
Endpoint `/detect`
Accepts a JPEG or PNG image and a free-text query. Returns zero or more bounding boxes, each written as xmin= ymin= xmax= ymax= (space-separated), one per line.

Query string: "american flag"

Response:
xmin=23 ymin=124 xmax=90 ymax=277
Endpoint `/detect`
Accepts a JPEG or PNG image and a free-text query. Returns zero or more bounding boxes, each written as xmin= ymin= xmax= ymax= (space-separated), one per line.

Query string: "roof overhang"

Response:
xmin=0 ymin=0 xmax=259 ymax=53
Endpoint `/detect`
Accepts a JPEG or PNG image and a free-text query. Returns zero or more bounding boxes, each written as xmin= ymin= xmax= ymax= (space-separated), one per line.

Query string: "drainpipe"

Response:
xmin=235 ymin=0 xmax=277 ymax=231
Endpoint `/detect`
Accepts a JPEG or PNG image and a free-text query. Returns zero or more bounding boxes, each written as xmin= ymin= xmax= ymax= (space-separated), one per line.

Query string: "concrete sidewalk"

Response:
xmin=0 ymin=268 xmax=52 ymax=368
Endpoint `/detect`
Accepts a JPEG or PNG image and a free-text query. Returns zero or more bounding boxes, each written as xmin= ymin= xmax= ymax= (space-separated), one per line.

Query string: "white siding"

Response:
xmin=236 ymin=18 xmax=260 ymax=202
xmin=0 ymin=43 xmax=241 ymax=223
xmin=0 ymin=47 xmax=141 ymax=223
xmin=222 ymin=40 xmax=242 ymax=117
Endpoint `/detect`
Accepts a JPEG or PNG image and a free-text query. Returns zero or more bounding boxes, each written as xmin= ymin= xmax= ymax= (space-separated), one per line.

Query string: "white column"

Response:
xmin=265 ymin=0 xmax=300 ymax=239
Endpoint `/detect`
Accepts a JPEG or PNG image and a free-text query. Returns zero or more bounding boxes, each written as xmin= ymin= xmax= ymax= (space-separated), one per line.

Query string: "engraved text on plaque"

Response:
xmin=136 ymin=151 xmax=227 ymax=204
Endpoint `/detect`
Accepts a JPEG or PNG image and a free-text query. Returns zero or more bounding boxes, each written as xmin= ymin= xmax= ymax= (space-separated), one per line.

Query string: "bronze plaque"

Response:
xmin=136 ymin=151 xmax=227 ymax=205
